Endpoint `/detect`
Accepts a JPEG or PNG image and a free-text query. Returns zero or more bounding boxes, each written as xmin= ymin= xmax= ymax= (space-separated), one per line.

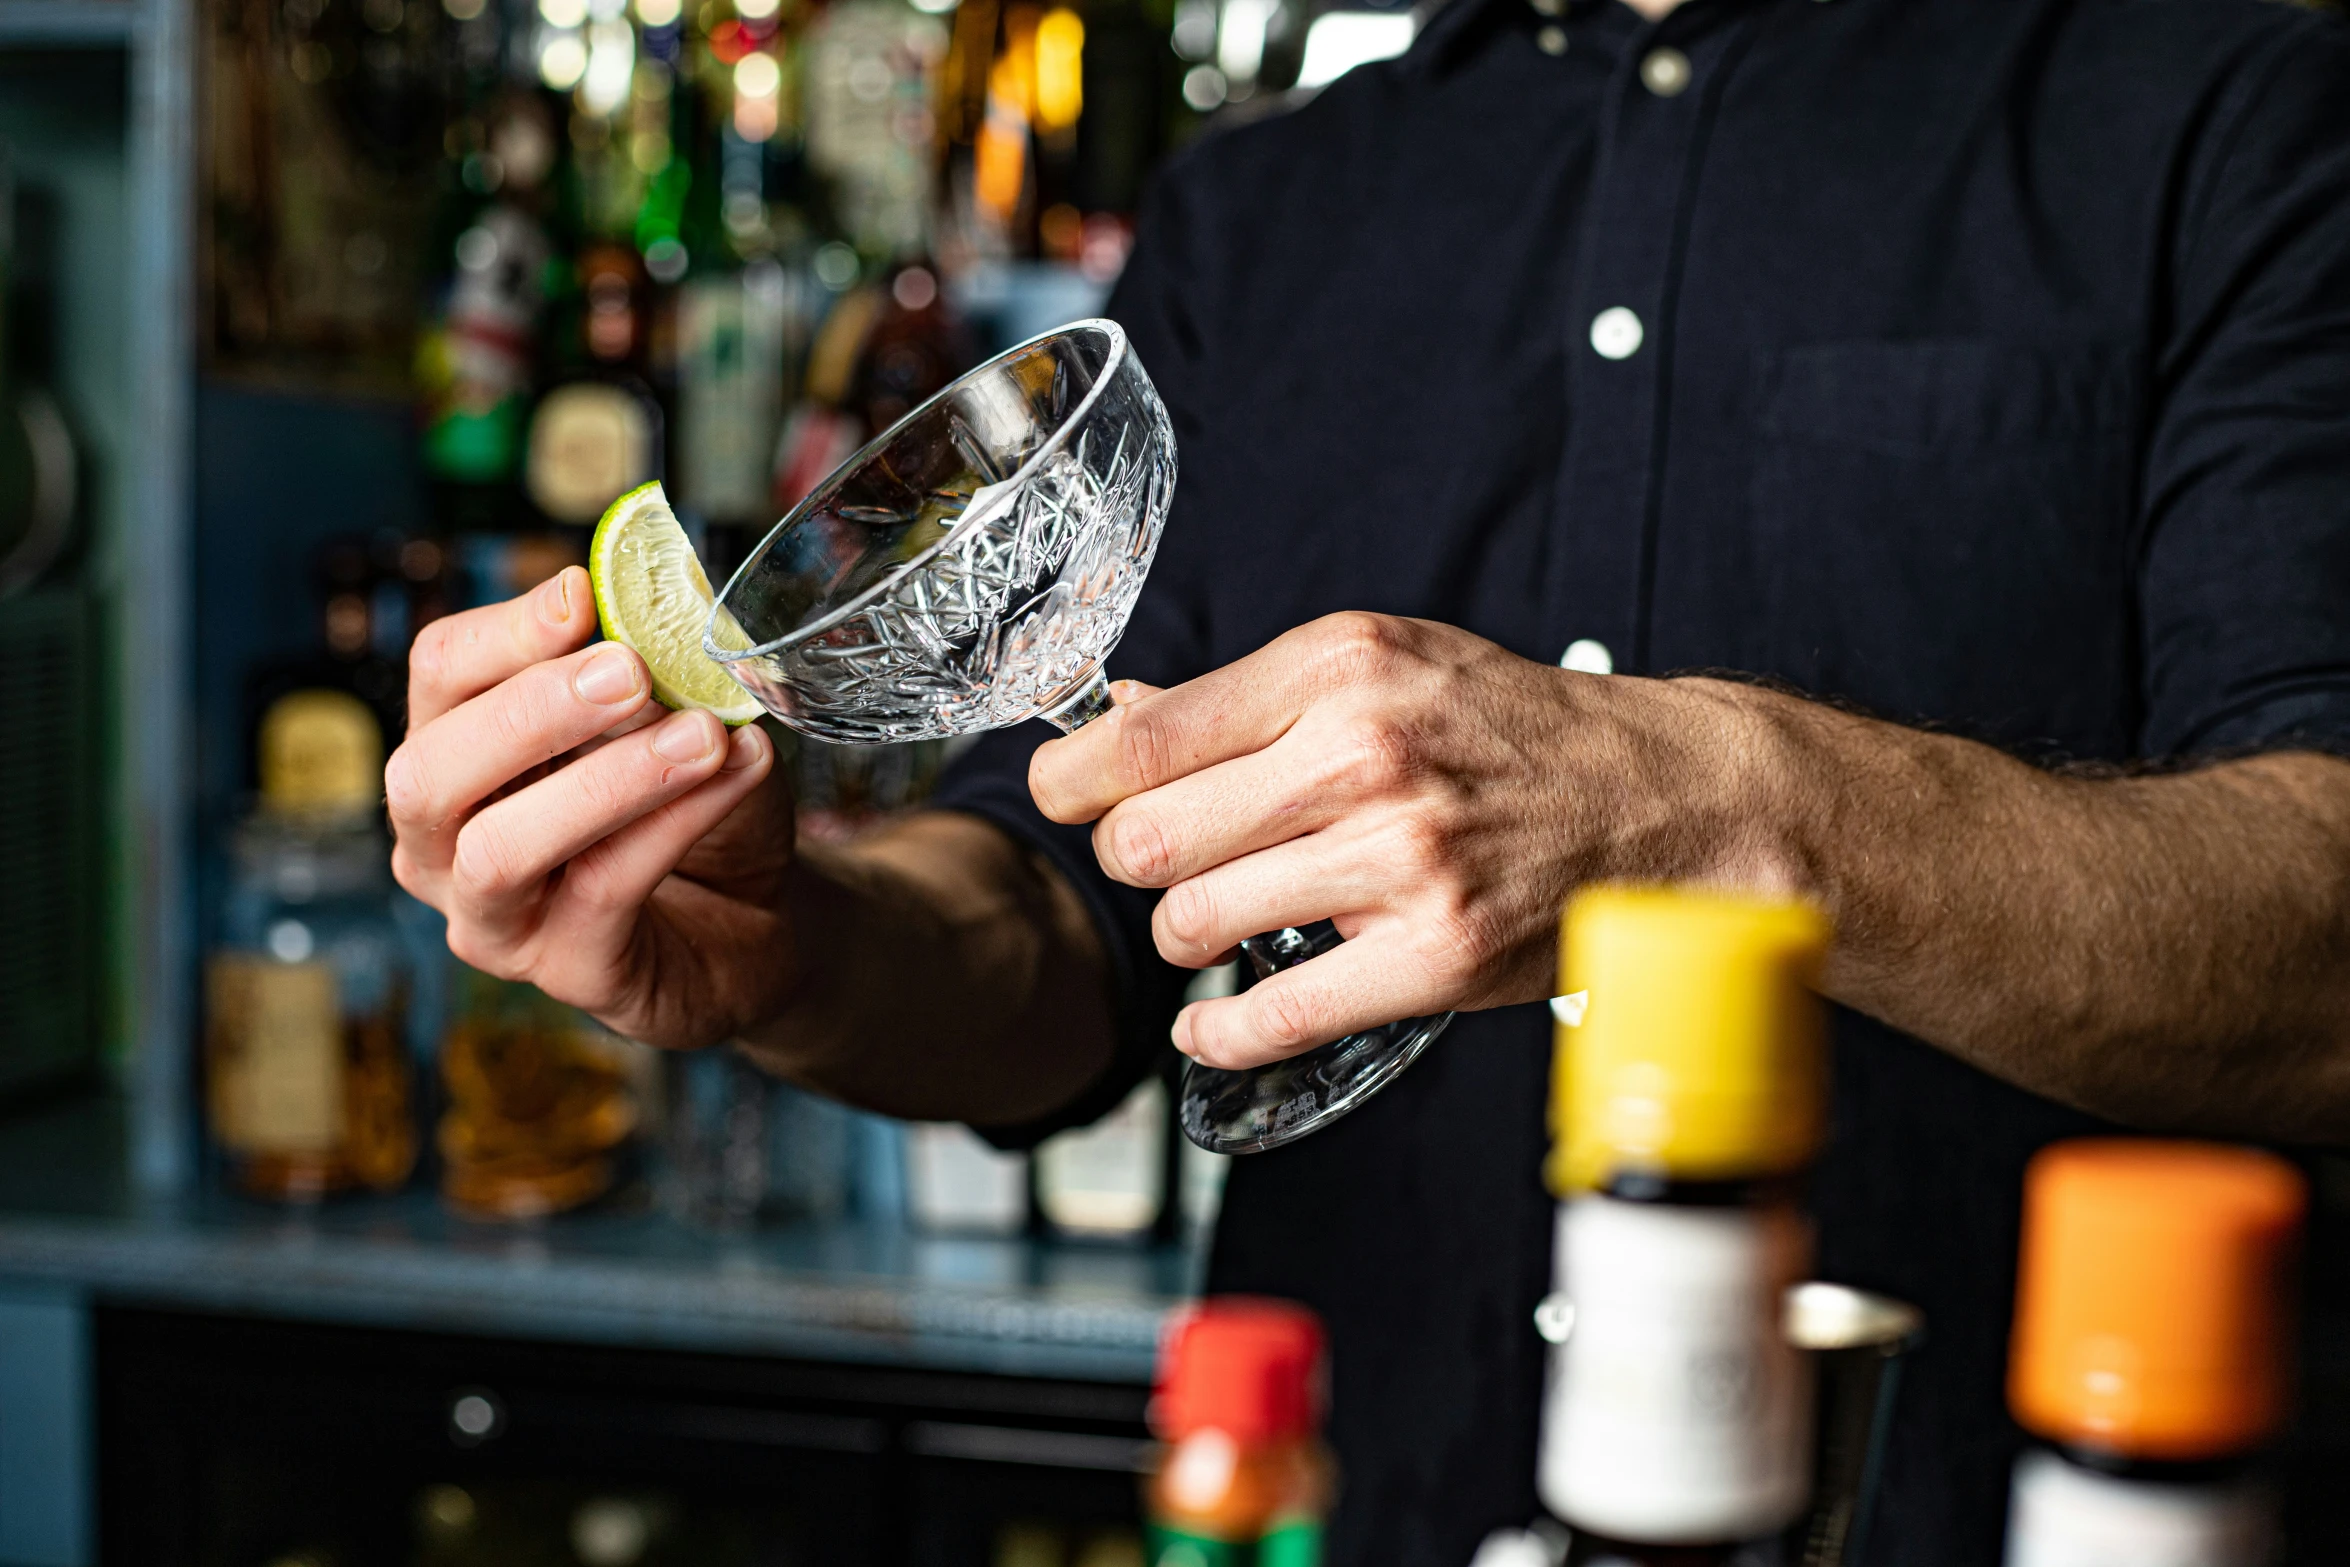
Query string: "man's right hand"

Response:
xmin=386 ymin=566 xmax=794 ymax=1052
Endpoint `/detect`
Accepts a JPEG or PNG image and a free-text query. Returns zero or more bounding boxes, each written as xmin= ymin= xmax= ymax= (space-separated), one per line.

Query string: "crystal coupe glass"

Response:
xmin=707 ymin=320 xmax=1451 ymax=1154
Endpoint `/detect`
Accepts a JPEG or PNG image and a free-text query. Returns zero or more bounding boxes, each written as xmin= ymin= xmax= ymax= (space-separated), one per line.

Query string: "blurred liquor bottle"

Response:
xmin=524 ymin=238 xmax=666 ymax=531
xmin=207 ymin=690 xmax=420 ymax=1202
xmin=1035 ymin=1072 xmax=1178 ymax=1243
xmin=242 ymin=527 xmax=452 ymax=756
xmin=417 ymin=90 xmax=560 ymax=534
xmin=660 ymin=1048 xmax=857 ymax=1231
xmin=936 ymin=0 xmax=1165 ymax=268
xmin=517 ymin=24 xmax=709 ymax=537
xmin=906 ymin=1120 xmax=1029 ymax=1235
xmin=438 ymin=966 xmax=646 ymax=1220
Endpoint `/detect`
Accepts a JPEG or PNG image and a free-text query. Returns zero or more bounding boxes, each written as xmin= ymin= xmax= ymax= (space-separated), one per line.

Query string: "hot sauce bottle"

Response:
xmin=1147 ymin=1298 xmax=1335 ymax=1567
xmin=2002 ymin=1139 xmax=2305 ymax=1567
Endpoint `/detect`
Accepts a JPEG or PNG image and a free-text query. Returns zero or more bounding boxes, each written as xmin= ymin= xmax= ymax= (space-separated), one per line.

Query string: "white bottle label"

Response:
xmin=2005 ymin=1450 xmax=2273 ymax=1567
xmin=1037 ymin=1077 xmax=1166 ymax=1235
xmin=905 ymin=1123 xmax=1028 ymax=1233
xmin=1537 ymin=1195 xmax=1814 ymax=1543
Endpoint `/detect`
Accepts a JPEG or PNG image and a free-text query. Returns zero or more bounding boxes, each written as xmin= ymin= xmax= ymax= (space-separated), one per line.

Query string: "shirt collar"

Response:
xmin=1401 ymin=0 xmax=1727 ymax=79
xmin=1401 ymin=0 xmax=1520 ymax=78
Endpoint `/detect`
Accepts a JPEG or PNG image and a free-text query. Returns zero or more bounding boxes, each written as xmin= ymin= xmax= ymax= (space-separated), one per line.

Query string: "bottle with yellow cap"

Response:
xmin=2002 ymin=1139 xmax=2304 ymax=1567
xmin=1538 ymin=885 xmax=1832 ymax=1566
xmin=205 ymin=690 xmax=420 ymax=1201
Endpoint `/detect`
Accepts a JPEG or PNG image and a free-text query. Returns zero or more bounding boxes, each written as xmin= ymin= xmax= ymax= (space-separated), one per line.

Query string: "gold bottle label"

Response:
xmin=208 ymin=954 xmax=345 ymax=1155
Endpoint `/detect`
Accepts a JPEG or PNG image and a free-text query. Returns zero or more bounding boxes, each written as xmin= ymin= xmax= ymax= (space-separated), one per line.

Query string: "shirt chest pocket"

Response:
xmin=1746 ymin=339 xmax=2141 ymax=743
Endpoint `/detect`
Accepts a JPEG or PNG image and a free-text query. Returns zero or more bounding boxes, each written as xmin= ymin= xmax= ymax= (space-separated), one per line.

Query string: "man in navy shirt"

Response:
xmin=387 ymin=0 xmax=2350 ymax=1559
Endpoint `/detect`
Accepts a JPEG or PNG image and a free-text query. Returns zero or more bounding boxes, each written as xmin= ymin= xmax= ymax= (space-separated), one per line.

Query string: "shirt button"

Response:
xmin=1530 ymin=0 xmax=1565 ymax=16
xmin=1588 ymin=307 xmax=1644 ymax=361
xmin=1560 ymin=639 xmax=1614 ymax=675
xmin=1640 ymin=46 xmax=1693 ymax=96
xmin=1537 ymin=24 xmax=1568 ymax=53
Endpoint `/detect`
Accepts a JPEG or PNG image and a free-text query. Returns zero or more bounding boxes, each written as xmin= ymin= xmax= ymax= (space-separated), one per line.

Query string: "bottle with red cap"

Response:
xmin=2003 ymin=1138 xmax=2307 ymax=1567
xmin=1147 ymin=1297 xmax=1335 ymax=1567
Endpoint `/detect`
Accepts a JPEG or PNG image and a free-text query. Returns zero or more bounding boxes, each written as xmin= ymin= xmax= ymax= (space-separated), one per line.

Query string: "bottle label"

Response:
xmin=2005 ymin=1450 xmax=2273 ymax=1567
xmin=904 ymin=1123 xmax=1028 ymax=1233
xmin=1146 ymin=1521 xmax=1323 ymax=1567
xmin=1038 ymin=1076 xmax=1167 ymax=1235
xmin=525 ymin=383 xmax=654 ymax=524
xmin=1538 ymin=1196 xmax=1814 ymax=1542
xmin=207 ymin=954 xmax=344 ymax=1154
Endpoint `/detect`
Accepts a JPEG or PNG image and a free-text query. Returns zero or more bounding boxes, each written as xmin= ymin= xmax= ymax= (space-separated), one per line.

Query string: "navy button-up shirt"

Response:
xmin=934 ymin=0 xmax=2350 ymax=1560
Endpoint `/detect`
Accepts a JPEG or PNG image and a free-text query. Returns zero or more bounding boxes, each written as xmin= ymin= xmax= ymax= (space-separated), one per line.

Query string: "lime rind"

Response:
xmin=587 ymin=481 xmax=764 ymax=726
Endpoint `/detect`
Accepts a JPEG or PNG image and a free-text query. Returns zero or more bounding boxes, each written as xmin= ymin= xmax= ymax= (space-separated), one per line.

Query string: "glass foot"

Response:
xmin=1041 ymin=669 xmax=1115 ymax=734
xmin=1177 ymin=920 xmax=1453 ymax=1155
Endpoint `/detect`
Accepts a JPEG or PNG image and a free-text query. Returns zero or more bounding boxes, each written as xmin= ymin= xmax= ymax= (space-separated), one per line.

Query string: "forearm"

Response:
xmin=1716 ymin=683 xmax=2350 ymax=1140
xmin=737 ymin=810 xmax=1118 ymax=1126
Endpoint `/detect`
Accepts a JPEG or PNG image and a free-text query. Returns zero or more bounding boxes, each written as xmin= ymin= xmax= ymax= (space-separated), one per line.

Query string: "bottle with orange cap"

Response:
xmin=1538 ymin=885 xmax=1834 ymax=1566
xmin=1146 ymin=1297 xmax=1336 ymax=1567
xmin=2002 ymin=1138 xmax=2306 ymax=1567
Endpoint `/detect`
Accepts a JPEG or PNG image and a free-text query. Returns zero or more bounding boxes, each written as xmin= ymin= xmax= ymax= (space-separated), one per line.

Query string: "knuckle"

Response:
xmin=1317 ymin=611 xmax=1402 ymax=678
xmin=408 ymin=619 xmax=452 ymax=692
xmin=1192 ymin=1032 xmax=1251 ymax=1072
xmin=1392 ymin=809 xmax=1453 ymax=874
xmin=487 ymin=686 xmax=541 ymax=756
xmin=1253 ymin=981 xmax=1322 ymax=1052
xmin=557 ymin=846 xmax=621 ymax=914
xmin=442 ymin=921 xmax=509 ymax=978
xmin=1106 ymin=810 xmax=1177 ymax=885
xmin=1115 ymin=706 xmax=1176 ymax=792
xmin=382 ymin=747 xmax=432 ymax=824
xmin=1421 ymin=896 xmax=1497 ymax=984
xmin=563 ymin=855 xmax=631 ymax=917
xmin=572 ymin=750 xmax=635 ymax=820
xmin=1158 ymin=879 xmax=1219 ymax=956
xmin=451 ymin=820 xmax=520 ymax=898
xmin=1331 ymin=715 xmax=1414 ymax=794
xmin=1027 ymin=751 xmax=1081 ymax=824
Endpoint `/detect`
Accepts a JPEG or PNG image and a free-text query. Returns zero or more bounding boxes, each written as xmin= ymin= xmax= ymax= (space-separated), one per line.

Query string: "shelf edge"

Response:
xmin=0 ymin=2 xmax=137 ymax=44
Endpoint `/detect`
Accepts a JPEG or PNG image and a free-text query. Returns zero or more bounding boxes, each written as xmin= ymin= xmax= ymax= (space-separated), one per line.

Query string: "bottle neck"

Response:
xmin=1147 ymin=1427 xmax=1331 ymax=1542
xmin=2050 ymin=1443 xmax=2263 ymax=1487
xmin=1597 ymin=1170 xmax=1804 ymax=1208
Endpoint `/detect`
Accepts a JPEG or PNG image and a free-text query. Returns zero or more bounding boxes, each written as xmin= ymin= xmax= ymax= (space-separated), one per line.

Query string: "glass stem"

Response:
xmin=1041 ymin=669 xmax=1115 ymax=733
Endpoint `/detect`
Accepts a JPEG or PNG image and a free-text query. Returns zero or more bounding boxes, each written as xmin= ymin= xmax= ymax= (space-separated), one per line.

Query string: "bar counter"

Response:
xmin=0 ymin=1092 xmax=1196 ymax=1384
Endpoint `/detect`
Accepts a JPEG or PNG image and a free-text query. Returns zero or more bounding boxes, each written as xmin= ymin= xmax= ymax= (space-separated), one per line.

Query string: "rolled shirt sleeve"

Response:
xmin=2138 ymin=17 xmax=2350 ymax=760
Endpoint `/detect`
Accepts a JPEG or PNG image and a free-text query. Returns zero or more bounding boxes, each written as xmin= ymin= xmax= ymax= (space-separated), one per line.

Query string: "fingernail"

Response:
xmin=1171 ymin=1008 xmax=1201 ymax=1059
xmin=652 ymin=710 xmax=717 ymax=763
xmin=575 ymin=647 xmax=641 ymax=705
xmin=721 ymin=725 xmax=763 ymax=771
xmin=536 ymin=571 xmax=572 ymax=626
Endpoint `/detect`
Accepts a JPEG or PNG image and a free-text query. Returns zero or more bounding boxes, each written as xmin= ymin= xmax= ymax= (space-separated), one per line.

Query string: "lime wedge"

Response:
xmin=587 ymin=481 xmax=763 ymax=726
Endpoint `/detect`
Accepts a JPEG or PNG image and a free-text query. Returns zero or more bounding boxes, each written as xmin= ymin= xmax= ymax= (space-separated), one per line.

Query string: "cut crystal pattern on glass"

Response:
xmin=708 ymin=320 xmax=1449 ymax=1156
xmin=708 ymin=320 xmax=1176 ymax=744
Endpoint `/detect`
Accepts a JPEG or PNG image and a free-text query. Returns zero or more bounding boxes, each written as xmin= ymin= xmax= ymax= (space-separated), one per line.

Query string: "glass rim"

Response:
xmin=706 ymin=316 xmax=1133 ymax=662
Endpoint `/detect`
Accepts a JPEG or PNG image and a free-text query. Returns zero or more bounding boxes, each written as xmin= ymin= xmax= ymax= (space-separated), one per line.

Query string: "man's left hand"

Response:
xmin=1028 ymin=613 xmax=1786 ymax=1070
